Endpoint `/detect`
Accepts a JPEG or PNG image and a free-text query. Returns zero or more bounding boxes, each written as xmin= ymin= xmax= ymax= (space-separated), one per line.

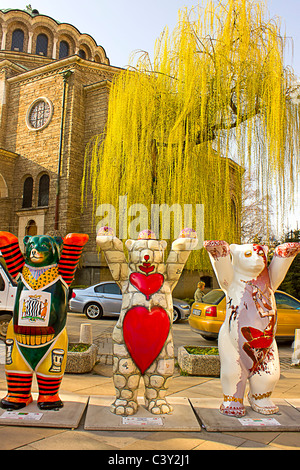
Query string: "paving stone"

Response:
xmin=18 ymin=430 xmax=119 ymax=451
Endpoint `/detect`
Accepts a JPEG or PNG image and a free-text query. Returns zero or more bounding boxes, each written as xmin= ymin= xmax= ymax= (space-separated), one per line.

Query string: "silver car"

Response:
xmin=69 ymin=281 xmax=190 ymax=323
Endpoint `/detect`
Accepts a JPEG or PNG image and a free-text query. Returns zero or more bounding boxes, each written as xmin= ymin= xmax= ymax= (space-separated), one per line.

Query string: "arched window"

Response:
xmin=25 ymin=220 xmax=37 ymax=236
xmin=59 ymin=40 xmax=69 ymax=59
xmin=11 ymin=29 xmax=24 ymax=52
xmin=22 ymin=177 xmax=33 ymax=208
xmin=38 ymin=174 xmax=49 ymax=207
xmin=78 ymin=49 xmax=86 ymax=59
xmin=36 ymin=33 xmax=48 ymax=56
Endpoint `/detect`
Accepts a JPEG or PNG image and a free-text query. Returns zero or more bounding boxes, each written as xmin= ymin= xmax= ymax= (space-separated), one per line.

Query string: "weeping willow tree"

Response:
xmin=82 ymin=0 xmax=300 ymax=270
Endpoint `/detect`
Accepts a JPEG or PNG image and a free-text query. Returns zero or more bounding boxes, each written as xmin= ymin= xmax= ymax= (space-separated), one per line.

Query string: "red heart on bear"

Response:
xmin=129 ymin=272 xmax=164 ymax=300
xmin=123 ymin=306 xmax=170 ymax=374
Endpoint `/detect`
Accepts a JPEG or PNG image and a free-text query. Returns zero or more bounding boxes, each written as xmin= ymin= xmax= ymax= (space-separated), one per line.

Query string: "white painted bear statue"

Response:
xmin=204 ymin=240 xmax=300 ymax=417
xmin=97 ymin=227 xmax=197 ymax=416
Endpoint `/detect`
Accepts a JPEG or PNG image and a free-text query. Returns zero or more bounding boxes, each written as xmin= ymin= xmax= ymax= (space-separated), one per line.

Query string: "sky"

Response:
xmin=1 ymin=0 xmax=299 ymax=232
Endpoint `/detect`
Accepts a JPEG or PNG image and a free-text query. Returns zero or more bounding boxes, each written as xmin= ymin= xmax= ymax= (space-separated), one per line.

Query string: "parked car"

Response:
xmin=0 ymin=257 xmax=17 ymax=339
xmin=189 ymin=289 xmax=300 ymax=341
xmin=69 ymin=281 xmax=191 ymax=323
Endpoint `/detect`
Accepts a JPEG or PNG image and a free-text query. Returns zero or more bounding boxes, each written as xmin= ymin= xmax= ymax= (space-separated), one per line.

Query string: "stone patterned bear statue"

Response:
xmin=96 ymin=227 xmax=197 ymax=416
xmin=204 ymin=240 xmax=300 ymax=417
xmin=0 ymin=231 xmax=88 ymax=410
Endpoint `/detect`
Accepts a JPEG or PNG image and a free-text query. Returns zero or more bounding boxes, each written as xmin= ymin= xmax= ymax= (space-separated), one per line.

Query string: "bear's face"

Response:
xmin=23 ymin=235 xmax=63 ymax=267
xmin=125 ymin=239 xmax=167 ymax=274
xmin=230 ymin=243 xmax=268 ymax=277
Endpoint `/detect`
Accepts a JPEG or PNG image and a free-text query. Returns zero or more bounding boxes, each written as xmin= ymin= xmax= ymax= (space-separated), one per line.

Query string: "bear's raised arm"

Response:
xmin=0 ymin=231 xmax=25 ymax=278
xmin=96 ymin=228 xmax=128 ymax=288
xmin=268 ymin=242 xmax=300 ymax=291
xmin=204 ymin=240 xmax=234 ymax=291
xmin=166 ymin=230 xmax=198 ymax=290
xmin=58 ymin=233 xmax=89 ymax=286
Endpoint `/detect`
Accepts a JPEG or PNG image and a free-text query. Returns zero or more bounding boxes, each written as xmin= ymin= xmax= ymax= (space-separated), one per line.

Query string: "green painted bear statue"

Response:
xmin=0 ymin=231 xmax=89 ymax=410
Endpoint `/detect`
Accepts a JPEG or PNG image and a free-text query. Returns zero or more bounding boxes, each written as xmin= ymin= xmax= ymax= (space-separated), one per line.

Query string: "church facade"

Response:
xmin=0 ymin=6 xmax=122 ymax=282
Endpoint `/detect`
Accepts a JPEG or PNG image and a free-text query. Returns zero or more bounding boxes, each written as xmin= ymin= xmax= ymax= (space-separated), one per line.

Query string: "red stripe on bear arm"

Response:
xmin=0 ymin=238 xmax=25 ymax=278
xmin=58 ymin=233 xmax=88 ymax=285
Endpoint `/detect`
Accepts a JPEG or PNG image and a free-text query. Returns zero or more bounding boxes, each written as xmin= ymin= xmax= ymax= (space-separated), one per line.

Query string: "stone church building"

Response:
xmin=0 ymin=6 xmax=241 ymax=296
xmin=0 ymin=6 xmax=120 ymax=282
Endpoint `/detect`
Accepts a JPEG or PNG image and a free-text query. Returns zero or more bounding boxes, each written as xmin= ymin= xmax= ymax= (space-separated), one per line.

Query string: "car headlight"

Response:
xmin=179 ymin=305 xmax=190 ymax=309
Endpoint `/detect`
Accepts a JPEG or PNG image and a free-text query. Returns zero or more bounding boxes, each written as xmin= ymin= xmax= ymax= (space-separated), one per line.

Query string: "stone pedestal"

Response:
xmin=80 ymin=323 xmax=93 ymax=344
xmin=84 ymin=396 xmax=201 ymax=431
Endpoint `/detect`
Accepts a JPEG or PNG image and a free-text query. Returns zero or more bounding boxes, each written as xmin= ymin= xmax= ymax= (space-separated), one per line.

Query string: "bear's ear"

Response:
xmin=125 ymin=239 xmax=135 ymax=251
xmin=54 ymin=236 xmax=63 ymax=247
xmin=160 ymin=240 xmax=167 ymax=250
xmin=23 ymin=236 xmax=31 ymax=247
xmin=229 ymin=244 xmax=239 ymax=254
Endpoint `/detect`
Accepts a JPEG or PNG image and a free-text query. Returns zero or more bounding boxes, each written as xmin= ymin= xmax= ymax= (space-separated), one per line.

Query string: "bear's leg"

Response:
xmin=220 ymin=365 xmax=248 ymax=417
xmin=1 ymin=372 xmax=33 ymax=409
xmin=248 ymin=341 xmax=280 ymax=415
xmin=36 ymin=375 xmax=64 ymax=410
xmin=35 ymin=328 xmax=68 ymax=410
xmin=144 ymin=340 xmax=174 ymax=415
xmin=219 ymin=329 xmax=247 ymax=417
xmin=1 ymin=321 xmax=33 ymax=409
xmin=111 ymin=342 xmax=141 ymax=416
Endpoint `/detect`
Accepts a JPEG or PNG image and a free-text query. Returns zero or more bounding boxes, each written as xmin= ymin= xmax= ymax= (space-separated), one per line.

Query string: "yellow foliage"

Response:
xmin=82 ymin=0 xmax=300 ymax=271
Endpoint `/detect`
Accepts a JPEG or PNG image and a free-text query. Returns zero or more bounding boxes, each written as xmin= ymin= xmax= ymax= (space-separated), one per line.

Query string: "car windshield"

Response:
xmin=275 ymin=292 xmax=300 ymax=310
xmin=201 ymin=290 xmax=225 ymax=305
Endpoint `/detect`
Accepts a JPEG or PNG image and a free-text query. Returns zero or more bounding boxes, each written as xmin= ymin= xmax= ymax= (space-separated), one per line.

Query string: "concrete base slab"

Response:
xmin=0 ymin=392 xmax=88 ymax=429
xmin=84 ymin=396 xmax=201 ymax=432
xmin=190 ymin=398 xmax=300 ymax=432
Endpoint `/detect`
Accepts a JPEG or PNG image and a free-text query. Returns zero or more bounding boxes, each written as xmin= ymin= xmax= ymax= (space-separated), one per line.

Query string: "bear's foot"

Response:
xmin=248 ymin=393 xmax=279 ymax=415
xmin=110 ymin=398 xmax=138 ymax=416
xmin=37 ymin=394 xmax=64 ymax=410
xmin=146 ymin=398 xmax=173 ymax=415
xmin=1 ymin=395 xmax=33 ymax=410
xmin=220 ymin=401 xmax=246 ymax=417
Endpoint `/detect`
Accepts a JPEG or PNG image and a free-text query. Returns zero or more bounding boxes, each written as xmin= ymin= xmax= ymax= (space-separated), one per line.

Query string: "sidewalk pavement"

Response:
xmin=0 ymin=337 xmax=298 ymax=451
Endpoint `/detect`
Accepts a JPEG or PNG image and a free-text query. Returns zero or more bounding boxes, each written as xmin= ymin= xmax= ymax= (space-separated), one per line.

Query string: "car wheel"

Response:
xmin=84 ymin=303 xmax=103 ymax=320
xmin=0 ymin=314 xmax=12 ymax=340
xmin=173 ymin=308 xmax=180 ymax=323
xmin=201 ymin=334 xmax=218 ymax=341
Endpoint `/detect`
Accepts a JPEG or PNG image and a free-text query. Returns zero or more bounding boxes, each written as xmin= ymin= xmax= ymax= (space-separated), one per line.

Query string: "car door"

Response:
xmin=275 ymin=292 xmax=300 ymax=338
xmin=94 ymin=283 xmax=122 ymax=316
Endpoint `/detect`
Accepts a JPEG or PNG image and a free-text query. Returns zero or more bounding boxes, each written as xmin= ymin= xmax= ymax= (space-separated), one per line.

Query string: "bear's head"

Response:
xmin=230 ymin=243 xmax=268 ymax=277
xmin=125 ymin=230 xmax=167 ymax=274
xmin=23 ymin=235 xmax=63 ymax=267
